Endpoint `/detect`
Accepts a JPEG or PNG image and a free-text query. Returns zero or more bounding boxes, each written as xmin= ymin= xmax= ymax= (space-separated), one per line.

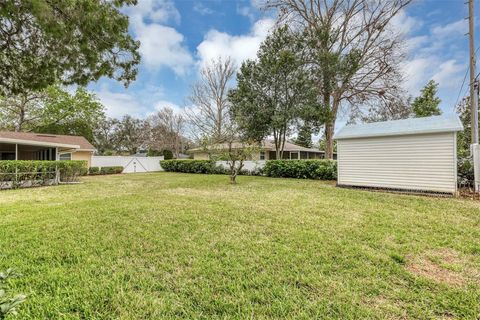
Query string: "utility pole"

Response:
xmin=468 ymin=0 xmax=480 ymax=193
xmin=469 ymin=0 xmax=479 ymax=145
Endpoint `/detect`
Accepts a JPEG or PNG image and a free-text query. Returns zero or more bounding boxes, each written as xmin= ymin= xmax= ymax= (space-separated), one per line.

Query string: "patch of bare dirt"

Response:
xmin=406 ymin=248 xmax=479 ymax=287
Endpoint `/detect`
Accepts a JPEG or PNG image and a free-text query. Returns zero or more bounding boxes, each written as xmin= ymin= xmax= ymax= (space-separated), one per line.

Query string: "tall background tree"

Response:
xmin=0 ymin=85 xmax=105 ymax=143
xmin=146 ymin=106 xmax=186 ymax=158
xmin=94 ymin=118 xmax=120 ymax=155
xmin=266 ymin=0 xmax=411 ymax=158
xmin=186 ymin=57 xmax=235 ymax=141
xmin=112 ymin=115 xmax=146 ymax=155
xmin=0 ymin=0 xmax=140 ymax=96
xmin=295 ymin=123 xmax=313 ymax=148
xmin=229 ymin=26 xmax=318 ymax=159
xmin=411 ymin=80 xmax=442 ymax=118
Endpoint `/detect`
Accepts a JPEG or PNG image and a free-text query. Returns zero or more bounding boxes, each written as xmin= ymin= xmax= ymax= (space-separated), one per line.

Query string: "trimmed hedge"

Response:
xmin=263 ymin=160 xmax=337 ymax=180
xmin=0 ymin=160 xmax=87 ymax=189
xmin=160 ymin=160 xmax=225 ymax=174
xmin=88 ymin=166 xmax=123 ymax=175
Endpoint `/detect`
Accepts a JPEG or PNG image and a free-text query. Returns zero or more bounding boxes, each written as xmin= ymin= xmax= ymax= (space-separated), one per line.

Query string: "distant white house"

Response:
xmin=189 ymin=140 xmax=333 ymax=160
xmin=334 ymin=115 xmax=463 ymax=194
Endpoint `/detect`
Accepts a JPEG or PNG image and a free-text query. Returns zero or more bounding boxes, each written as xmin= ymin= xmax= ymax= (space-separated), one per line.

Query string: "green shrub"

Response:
xmin=89 ymin=167 xmax=100 ymax=175
xmin=89 ymin=166 xmax=123 ymax=175
xmin=99 ymin=166 xmax=123 ymax=175
xmin=263 ymin=160 xmax=337 ymax=180
xmin=162 ymin=149 xmax=174 ymax=160
xmin=458 ymin=157 xmax=474 ymax=184
xmin=57 ymin=161 xmax=88 ymax=182
xmin=161 ymin=160 xmax=224 ymax=174
xmin=0 ymin=160 xmax=86 ymax=189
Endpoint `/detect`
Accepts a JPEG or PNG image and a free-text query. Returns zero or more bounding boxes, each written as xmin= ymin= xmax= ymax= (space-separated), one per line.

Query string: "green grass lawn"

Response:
xmin=1 ymin=173 xmax=479 ymax=319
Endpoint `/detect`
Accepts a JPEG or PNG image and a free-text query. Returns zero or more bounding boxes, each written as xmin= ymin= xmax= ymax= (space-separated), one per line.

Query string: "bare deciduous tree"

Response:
xmin=146 ymin=106 xmax=186 ymax=158
xmin=186 ymin=57 xmax=235 ymax=141
xmin=265 ymin=0 xmax=411 ymax=158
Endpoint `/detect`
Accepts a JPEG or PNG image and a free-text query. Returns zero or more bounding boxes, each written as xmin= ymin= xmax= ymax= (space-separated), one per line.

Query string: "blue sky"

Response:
xmin=89 ymin=0 xmax=478 ymax=121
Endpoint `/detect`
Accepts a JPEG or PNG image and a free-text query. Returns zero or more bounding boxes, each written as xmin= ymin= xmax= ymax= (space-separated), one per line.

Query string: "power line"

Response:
xmin=453 ymin=45 xmax=480 ymax=111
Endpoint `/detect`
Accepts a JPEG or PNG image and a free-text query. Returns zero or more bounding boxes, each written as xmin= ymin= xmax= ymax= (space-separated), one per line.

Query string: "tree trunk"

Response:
xmin=324 ymin=121 xmax=335 ymax=159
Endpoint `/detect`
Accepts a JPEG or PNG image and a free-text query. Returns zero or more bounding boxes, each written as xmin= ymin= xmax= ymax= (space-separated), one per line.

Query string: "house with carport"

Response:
xmin=0 ymin=131 xmax=96 ymax=167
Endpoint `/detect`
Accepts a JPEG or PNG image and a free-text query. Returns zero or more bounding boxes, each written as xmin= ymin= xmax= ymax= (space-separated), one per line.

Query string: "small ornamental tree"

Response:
xmin=207 ymin=140 xmax=259 ymax=184
xmin=412 ymin=80 xmax=442 ymax=118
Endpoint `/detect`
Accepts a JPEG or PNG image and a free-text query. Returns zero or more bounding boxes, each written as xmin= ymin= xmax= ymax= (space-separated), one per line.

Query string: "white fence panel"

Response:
xmin=216 ymin=160 xmax=265 ymax=172
xmin=91 ymin=156 xmax=164 ymax=173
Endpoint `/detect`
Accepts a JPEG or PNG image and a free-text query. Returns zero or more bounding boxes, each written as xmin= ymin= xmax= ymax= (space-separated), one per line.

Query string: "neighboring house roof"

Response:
xmin=189 ymin=139 xmax=324 ymax=153
xmin=334 ymin=115 xmax=464 ymax=140
xmin=0 ymin=131 xmax=96 ymax=150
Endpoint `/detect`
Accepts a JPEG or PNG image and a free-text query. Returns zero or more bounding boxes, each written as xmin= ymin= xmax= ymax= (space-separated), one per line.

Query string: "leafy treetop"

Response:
xmin=0 ymin=0 xmax=140 ymax=96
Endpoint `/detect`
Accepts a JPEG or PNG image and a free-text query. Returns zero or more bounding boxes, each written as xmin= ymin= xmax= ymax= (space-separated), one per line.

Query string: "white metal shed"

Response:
xmin=334 ymin=116 xmax=463 ymax=194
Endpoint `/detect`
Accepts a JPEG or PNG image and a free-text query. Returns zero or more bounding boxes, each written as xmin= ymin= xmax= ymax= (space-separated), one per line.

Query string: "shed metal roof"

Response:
xmin=334 ymin=115 xmax=463 ymax=140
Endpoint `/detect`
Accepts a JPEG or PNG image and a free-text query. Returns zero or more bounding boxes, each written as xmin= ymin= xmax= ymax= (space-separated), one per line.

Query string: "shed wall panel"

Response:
xmin=337 ymin=132 xmax=456 ymax=193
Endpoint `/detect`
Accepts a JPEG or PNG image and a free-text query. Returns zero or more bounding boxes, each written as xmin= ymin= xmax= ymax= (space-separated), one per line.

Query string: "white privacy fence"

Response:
xmin=216 ymin=160 xmax=266 ymax=172
xmin=91 ymin=156 xmax=164 ymax=173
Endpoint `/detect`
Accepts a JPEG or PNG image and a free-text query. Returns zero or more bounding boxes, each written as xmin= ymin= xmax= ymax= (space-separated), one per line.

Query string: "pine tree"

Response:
xmin=295 ymin=124 xmax=313 ymax=148
xmin=412 ymin=80 xmax=442 ymax=117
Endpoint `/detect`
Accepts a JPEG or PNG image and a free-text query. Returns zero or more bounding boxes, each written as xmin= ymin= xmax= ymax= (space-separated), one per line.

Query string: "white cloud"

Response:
xmin=135 ymin=23 xmax=193 ymax=75
xmin=397 ymin=10 xmax=467 ymax=102
xmin=96 ymin=90 xmax=146 ymax=119
xmin=153 ymin=100 xmax=184 ymax=114
xmin=431 ymin=19 xmax=466 ymax=38
xmin=125 ymin=0 xmax=193 ymax=76
xmin=237 ymin=5 xmax=256 ymax=22
xmin=126 ymin=0 xmax=180 ymax=26
xmin=95 ymin=85 xmax=172 ymax=119
xmin=390 ymin=9 xmax=422 ymax=36
xmin=432 ymin=59 xmax=465 ymax=89
xmin=196 ymin=18 xmax=275 ymax=69
xmin=401 ymin=57 xmax=437 ymax=94
xmin=193 ymin=2 xmax=214 ymax=15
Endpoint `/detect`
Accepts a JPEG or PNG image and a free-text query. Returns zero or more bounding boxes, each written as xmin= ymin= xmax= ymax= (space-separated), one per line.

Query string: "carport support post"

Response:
xmin=55 ymin=147 xmax=60 ymax=184
xmin=15 ymin=143 xmax=18 ymax=160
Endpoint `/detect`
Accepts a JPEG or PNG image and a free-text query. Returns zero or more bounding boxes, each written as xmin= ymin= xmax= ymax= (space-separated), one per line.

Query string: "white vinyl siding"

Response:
xmin=337 ymin=132 xmax=457 ymax=193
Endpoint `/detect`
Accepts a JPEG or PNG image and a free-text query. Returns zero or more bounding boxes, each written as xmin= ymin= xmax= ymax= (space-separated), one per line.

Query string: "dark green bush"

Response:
xmin=89 ymin=166 xmax=123 ymax=175
xmin=57 ymin=161 xmax=88 ymax=182
xmin=0 ymin=160 xmax=87 ymax=189
xmin=162 ymin=149 xmax=174 ymax=160
xmin=263 ymin=160 xmax=337 ymax=180
xmin=99 ymin=166 xmax=123 ymax=175
xmin=458 ymin=157 xmax=474 ymax=184
xmin=89 ymin=166 xmax=100 ymax=175
xmin=160 ymin=160 xmax=224 ymax=174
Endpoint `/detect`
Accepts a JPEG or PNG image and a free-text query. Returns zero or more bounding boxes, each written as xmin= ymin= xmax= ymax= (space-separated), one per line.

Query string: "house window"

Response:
xmin=260 ymin=151 xmax=265 ymax=160
xmin=59 ymin=153 xmax=72 ymax=161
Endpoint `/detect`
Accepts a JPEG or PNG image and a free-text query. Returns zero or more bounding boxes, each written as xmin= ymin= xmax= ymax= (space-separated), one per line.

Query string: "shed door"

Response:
xmin=337 ymin=132 xmax=457 ymax=193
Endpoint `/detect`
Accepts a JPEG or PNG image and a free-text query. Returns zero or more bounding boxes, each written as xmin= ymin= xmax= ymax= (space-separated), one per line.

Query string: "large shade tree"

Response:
xmin=0 ymin=0 xmax=140 ymax=96
xmin=0 ymin=85 xmax=105 ymax=143
xmin=265 ymin=0 xmax=411 ymax=158
xmin=229 ymin=26 xmax=318 ymax=159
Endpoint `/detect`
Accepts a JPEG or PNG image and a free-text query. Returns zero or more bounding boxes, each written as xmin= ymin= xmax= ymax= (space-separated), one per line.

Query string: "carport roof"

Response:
xmin=334 ymin=115 xmax=464 ymax=140
xmin=0 ymin=131 xmax=95 ymax=150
